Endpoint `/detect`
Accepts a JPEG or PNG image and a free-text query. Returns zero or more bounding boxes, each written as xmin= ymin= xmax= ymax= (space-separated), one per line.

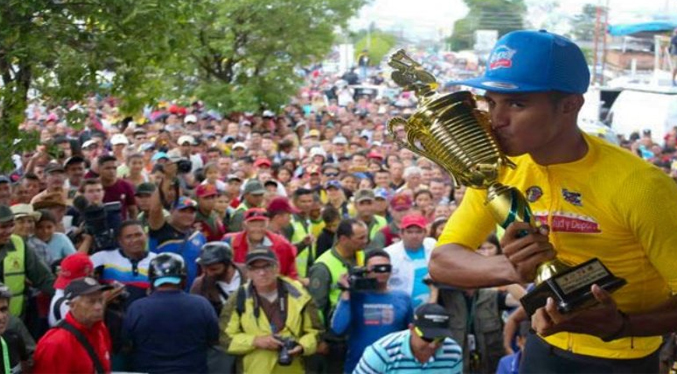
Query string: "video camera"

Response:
xmin=176 ymin=159 xmax=192 ymax=174
xmin=73 ymin=196 xmax=123 ymax=252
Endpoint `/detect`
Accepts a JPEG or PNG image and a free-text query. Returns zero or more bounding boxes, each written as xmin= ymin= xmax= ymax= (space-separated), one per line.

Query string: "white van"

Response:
xmin=606 ymin=88 xmax=677 ymax=141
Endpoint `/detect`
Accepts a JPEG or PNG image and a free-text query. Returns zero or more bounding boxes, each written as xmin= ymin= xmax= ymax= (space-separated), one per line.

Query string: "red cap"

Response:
xmin=400 ymin=214 xmax=427 ymax=230
xmin=367 ymin=150 xmax=383 ymax=160
xmin=55 ymin=253 xmax=94 ymax=290
xmin=244 ymin=208 xmax=269 ymax=222
xmin=196 ymin=184 xmax=218 ymax=198
xmin=254 ymin=158 xmax=272 ymax=168
xmin=390 ymin=194 xmax=413 ymax=211
xmin=267 ymin=197 xmax=298 ymax=215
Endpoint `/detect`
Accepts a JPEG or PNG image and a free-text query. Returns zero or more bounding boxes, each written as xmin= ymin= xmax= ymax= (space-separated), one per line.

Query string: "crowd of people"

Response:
xmin=0 ymin=30 xmax=676 ymax=374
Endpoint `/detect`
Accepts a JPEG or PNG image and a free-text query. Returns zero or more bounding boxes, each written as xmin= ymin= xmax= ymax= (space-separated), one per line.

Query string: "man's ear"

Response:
xmin=561 ymin=94 xmax=584 ymax=115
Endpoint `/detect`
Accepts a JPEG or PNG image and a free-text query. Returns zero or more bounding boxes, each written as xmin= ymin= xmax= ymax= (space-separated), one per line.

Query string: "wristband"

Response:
xmin=601 ymin=310 xmax=630 ymax=342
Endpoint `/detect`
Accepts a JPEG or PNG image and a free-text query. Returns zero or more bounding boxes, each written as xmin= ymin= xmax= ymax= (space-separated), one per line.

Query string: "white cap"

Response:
xmin=232 ymin=142 xmax=247 ymax=150
xmin=262 ymin=110 xmax=275 ymax=117
xmin=332 ymin=137 xmax=348 ymax=145
xmin=177 ymin=135 xmax=195 ymax=146
xmin=82 ymin=139 xmax=98 ymax=149
xmin=309 ymin=146 xmax=327 ymax=159
xmin=111 ymin=134 xmax=129 ymax=146
xmin=166 ymin=149 xmax=184 ymax=163
xmin=184 ymin=114 xmax=198 ymax=124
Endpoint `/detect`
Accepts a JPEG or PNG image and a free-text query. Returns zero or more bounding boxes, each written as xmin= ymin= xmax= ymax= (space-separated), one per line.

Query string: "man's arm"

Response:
xmin=430 ymin=223 xmax=555 ymax=288
xmin=297 ymin=295 xmax=324 ymax=356
xmin=330 ymin=276 xmax=351 ymax=336
xmin=148 ymin=180 xmax=168 ymax=231
xmin=221 ymin=291 xmax=256 ymax=355
xmin=307 ymin=264 xmax=331 ymax=324
xmin=24 ymin=243 xmax=55 ymax=296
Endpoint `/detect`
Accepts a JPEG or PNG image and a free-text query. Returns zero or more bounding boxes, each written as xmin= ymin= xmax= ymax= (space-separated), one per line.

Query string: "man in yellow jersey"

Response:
xmin=430 ymin=30 xmax=677 ymax=372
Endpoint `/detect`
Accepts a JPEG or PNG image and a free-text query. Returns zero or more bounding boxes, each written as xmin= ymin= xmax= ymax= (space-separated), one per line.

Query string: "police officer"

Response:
xmin=0 ymin=205 xmax=54 ymax=317
xmin=123 ymin=253 xmax=219 ymax=373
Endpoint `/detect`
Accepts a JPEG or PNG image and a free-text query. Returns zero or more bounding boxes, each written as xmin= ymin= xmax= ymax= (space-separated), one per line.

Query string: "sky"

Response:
xmin=349 ymin=0 xmax=677 ymax=41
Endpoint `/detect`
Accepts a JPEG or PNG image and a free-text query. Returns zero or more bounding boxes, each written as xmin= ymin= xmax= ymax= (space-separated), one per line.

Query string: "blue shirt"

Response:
xmin=354 ymin=330 xmax=462 ymax=374
xmin=405 ymin=247 xmax=429 ymax=308
xmin=496 ymin=350 xmax=522 ymax=374
xmin=123 ymin=290 xmax=219 ymax=373
xmin=330 ymin=290 xmax=413 ymax=373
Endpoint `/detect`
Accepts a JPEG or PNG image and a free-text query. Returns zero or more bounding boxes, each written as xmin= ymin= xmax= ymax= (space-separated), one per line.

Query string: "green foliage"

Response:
xmin=354 ymin=30 xmax=398 ymax=67
xmin=570 ymin=4 xmax=598 ymax=42
xmin=0 ymin=0 xmax=194 ymax=171
xmin=186 ymin=0 xmax=365 ymax=112
xmin=0 ymin=0 xmax=365 ymax=172
xmin=449 ymin=0 xmax=527 ymax=51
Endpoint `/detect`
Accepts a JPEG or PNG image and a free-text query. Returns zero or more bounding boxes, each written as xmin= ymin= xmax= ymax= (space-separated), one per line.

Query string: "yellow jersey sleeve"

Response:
xmin=619 ymin=167 xmax=677 ymax=292
xmin=437 ymin=187 xmax=496 ymax=250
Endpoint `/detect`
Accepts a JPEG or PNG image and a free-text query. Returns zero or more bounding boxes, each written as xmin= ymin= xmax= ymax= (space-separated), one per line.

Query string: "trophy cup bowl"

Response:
xmin=387 ymin=50 xmax=626 ymax=316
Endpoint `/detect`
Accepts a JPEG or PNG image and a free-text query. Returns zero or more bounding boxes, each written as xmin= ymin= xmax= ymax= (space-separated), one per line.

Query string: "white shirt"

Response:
xmin=216 ymin=271 xmax=242 ymax=303
xmin=384 ymin=237 xmax=436 ymax=305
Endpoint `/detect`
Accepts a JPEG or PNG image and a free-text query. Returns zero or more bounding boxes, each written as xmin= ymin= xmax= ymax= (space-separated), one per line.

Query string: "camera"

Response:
xmin=275 ymin=336 xmax=297 ymax=366
xmin=176 ymin=159 xmax=192 ymax=174
xmin=347 ymin=266 xmax=378 ymax=292
xmin=81 ymin=201 xmax=122 ymax=252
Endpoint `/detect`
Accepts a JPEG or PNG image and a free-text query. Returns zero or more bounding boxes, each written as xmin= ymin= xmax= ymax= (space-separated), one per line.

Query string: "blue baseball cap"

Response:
xmin=451 ymin=30 xmax=590 ymax=94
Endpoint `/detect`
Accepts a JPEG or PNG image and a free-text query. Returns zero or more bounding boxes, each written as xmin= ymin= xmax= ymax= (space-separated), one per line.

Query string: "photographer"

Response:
xmin=308 ymin=218 xmax=368 ymax=374
xmin=221 ymin=248 xmax=322 ymax=374
xmin=71 ymin=178 xmax=124 ymax=253
xmin=98 ymin=155 xmax=137 ymax=220
xmin=330 ymin=250 xmax=413 ymax=374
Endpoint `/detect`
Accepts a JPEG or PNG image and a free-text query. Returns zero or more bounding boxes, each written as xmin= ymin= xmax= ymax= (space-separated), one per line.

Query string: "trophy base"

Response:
xmin=521 ymin=258 xmax=626 ymax=317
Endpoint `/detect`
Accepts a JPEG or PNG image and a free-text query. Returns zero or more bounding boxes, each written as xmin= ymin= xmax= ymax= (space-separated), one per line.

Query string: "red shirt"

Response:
xmin=33 ymin=312 xmax=112 ymax=374
xmin=103 ymin=179 xmax=136 ymax=220
xmin=223 ymin=231 xmax=298 ymax=279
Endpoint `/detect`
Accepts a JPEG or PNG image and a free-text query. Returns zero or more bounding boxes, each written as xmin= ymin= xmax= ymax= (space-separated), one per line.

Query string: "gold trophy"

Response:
xmin=387 ymin=50 xmax=625 ymax=316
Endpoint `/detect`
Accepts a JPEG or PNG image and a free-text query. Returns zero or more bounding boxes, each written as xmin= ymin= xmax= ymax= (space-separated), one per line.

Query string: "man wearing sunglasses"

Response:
xmin=355 ymin=303 xmax=462 ymax=374
xmin=330 ymin=249 xmax=413 ymax=374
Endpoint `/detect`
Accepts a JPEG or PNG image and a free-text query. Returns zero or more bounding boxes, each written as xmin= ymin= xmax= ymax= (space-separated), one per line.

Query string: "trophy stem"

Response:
xmin=534 ymin=259 xmax=572 ymax=285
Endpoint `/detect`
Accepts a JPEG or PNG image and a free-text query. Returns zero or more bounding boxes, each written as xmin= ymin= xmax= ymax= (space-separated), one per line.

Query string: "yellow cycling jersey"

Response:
xmin=438 ymin=132 xmax=677 ymax=359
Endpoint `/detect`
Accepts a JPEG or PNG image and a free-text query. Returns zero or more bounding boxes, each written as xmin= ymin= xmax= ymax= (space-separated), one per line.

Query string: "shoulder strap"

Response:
xmin=54 ymin=297 xmax=67 ymax=321
xmin=235 ymin=285 xmax=246 ymax=316
xmin=56 ymin=320 xmax=105 ymax=374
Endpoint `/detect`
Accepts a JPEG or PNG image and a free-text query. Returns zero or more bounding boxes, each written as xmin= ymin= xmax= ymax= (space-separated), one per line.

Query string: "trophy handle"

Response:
xmin=387 ymin=116 xmax=462 ymax=188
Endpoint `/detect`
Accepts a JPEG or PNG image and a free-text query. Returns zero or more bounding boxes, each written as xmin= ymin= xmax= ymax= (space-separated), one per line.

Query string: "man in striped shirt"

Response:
xmin=354 ymin=303 xmax=462 ymax=374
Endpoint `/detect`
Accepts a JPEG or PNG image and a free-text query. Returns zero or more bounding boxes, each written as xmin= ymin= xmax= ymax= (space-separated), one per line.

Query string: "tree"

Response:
xmin=0 ymin=0 xmax=194 ymax=171
xmin=187 ymin=0 xmax=365 ymax=112
xmin=570 ymin=4 xmax=598 ymax=42
xmin=448 ymin=0 xmax=527 ymax=51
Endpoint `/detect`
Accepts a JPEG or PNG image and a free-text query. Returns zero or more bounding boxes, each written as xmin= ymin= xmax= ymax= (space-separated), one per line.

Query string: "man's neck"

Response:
xmin=101 ymin=178 xmax=115 ymax=187
xmin=122 ymin=249 xmax=145 ymax=261
xmin=247 ymin=235 xmax=264 ymax=246
xmin=335 ymin=244 xmax=354 ymax=261
xmin=530 ymin=128 xmax=588 ymax=166
xmin=256 ymin=282 xmax=278 ymax=294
